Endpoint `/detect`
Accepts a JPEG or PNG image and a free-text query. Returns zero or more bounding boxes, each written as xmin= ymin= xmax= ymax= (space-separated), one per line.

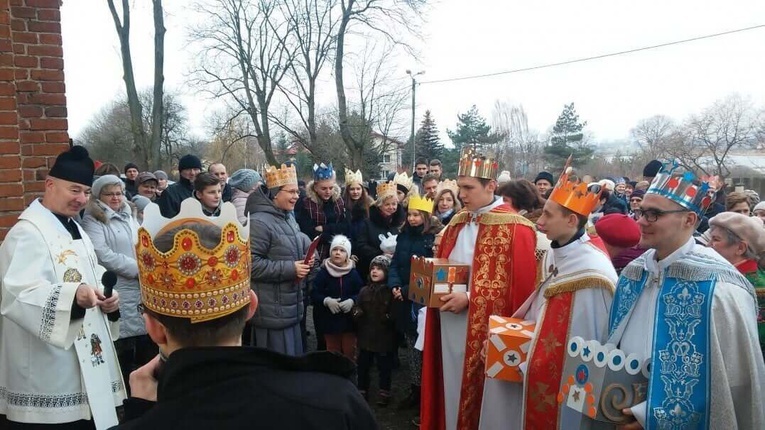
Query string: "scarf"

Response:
xmin=436 ymin=208 xmax=454 ymax=222
xmin=323 ymin=258 xmax=355 ymax=277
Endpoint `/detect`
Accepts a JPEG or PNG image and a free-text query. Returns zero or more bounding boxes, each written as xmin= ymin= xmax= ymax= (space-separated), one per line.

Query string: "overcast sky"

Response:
xmin=61 ymin=0 xmax=765 ymax=145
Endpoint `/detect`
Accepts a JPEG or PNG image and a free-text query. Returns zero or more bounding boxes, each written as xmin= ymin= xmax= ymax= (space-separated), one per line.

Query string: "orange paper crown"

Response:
xmin=409 ymin=193 xmax=434 ymax=214
xmin=376 ymin=181 xmax=397 ymax=201
xmin=264 ymin=163 xmax=297 ymax=188
xmin=549 ymin=157 xmax=602 ymax=216
xmin=135 ymin=200 xmax=251 ymax=323
xmin=458 ymin=147 xmax=499 ymax=179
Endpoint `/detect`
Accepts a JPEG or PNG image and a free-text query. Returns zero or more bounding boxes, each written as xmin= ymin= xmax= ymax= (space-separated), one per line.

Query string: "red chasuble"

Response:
xmin=420 ymin=204 xmax=537 ymax=430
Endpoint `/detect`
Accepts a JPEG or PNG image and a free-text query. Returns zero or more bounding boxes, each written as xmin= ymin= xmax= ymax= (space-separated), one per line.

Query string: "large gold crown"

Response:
xmin=376 ymin=181 xmax=397 ymax=201
xmin=436 ymin=179 xmax=459 ymax=197
xmin=409 ymin=193 xmax=434 ymax=214
xmin=549 ymin=157 xmax=602 ymax=216
xmin=345 ymin=168 xmax=363 ymax=186
xmin=135 ymin=200 xmax=251 ymax=323
xmin=264 ymin=163 xmax=297 ymax=188
xmin=393 ymin=171 xmax=414 ymax=192
xmin=458 ymin=147 xmax=499 ymax=179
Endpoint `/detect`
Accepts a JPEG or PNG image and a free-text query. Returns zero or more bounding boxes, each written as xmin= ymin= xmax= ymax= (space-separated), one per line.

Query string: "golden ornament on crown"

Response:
xmin=436 ymin=179 xmax=459 ymax=197
xmin=376 ymin=181 xmax=398 ymax=201
xmin=457 ymin=147 xmax=499 ymax=179
xmin=549 ymin=156 xmax=603 ymax=216
xmin=265 ymin=163 xmax=298 ymax=188
xmin=135 ymin=199 xmax=251 ymax=323
xmin=409 ymin=194 xmax=435 ymax=214
xmin=345 ymin=168 xmax=364 ymax=186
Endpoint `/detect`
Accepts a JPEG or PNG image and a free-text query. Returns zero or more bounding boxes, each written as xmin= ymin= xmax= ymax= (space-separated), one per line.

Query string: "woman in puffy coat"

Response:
xmin=246 ymin=178 xmax=314 ymax=356
xmin=80 ymin=174 xmax=156 ymax=386
xmin=356 ymin=181 xmax=406 ymax=276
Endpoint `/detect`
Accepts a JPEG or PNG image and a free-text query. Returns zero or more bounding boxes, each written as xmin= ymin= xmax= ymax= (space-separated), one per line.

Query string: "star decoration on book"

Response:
xmin=506 ymin=352 xmax=518 ymax=364
xmin=582 ymin=346 xmax=591 ymax=358
xmin=573 ymin=390 xmax=581 ymax=402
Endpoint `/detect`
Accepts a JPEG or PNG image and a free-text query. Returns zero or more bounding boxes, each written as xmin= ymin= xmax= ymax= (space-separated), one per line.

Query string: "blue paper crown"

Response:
xmin=646 ymin=160 xmax=712 ymax=217
xmin=313 ymin=163 xmax=335 ymax=181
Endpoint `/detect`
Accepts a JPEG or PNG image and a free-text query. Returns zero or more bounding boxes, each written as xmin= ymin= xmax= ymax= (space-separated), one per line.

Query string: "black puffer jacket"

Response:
xmin=356 ymin=204 xmax=405 ymax=276
xmin=156 ymin=177 xmax=194 ymax=218
xmin=247 ymin=187 xmax=312 ymax=330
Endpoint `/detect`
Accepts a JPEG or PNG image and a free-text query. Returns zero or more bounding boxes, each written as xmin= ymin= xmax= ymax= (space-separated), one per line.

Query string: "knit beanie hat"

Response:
xmin=643 ymin=160 xmax=662 ymax=178
xmin=91 ymin=174 xmax=124 ymax=198
xmin=153 ymin=170 xmax=168 ymax=181
xmin=595 ymin=214 xmax=641 ymax=248
xmin=49 ymin=145 xmax=95 ymax=187
xmin=330 ymin=234 xmax=352 ymax=256
xmin=497 ymin=170 xmax=512 ymax=184
xmin=178 ymin=154 xmax=202 ymax=172
xmin=534 ymin=171 xmax=554 ymax=185
xmin=229 ymin=169 xmax=262 ymax=192
xmin=754 ymin=201 xmax=765 ymax=213
xmin=370 ymin=254 xmax=391 ymax=275
xmin=124 ymin=162 xmax=139 ymax=173
xmin=630 ymin=189 xmax=646 ymax=200
xmin=131 ymin=195 xmax=152 ymax=212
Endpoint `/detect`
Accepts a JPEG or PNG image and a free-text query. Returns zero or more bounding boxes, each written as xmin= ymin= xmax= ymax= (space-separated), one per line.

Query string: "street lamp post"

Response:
xmin=406 ymin=69 xmax=424 ymax=172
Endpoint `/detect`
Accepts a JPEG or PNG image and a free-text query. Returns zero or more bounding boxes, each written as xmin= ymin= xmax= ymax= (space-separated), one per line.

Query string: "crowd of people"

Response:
xmin=0 ymin=145 xmax=764 ymax=430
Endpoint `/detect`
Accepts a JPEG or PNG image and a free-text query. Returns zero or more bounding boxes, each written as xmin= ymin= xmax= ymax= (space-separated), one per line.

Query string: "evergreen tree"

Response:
xmin=446 ymin=105 xmax=499 ymax=152
xmin=415 ymin=110 xmax=444 ymax=161
xmin=275 ymin=132 xmax=290 ymax=163
xmin=543 ymin=103 xmax=594 ymax=171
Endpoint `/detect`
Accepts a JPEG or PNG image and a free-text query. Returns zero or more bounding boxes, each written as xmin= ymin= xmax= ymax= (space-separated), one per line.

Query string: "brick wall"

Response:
xmin=0 ymin=0 xmax=68 ymax=240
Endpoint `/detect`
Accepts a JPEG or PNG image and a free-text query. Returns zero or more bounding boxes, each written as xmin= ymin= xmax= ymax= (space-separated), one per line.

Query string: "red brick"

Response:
xmin=16 ymin=118 xmax=28 ymax=130
xmin=13 ymin=68 xmax=27 ymax=79
xmin=36 ymin=9 xmax=60 ymax=22
xmin=13 ymin=55 xmax=36 ymax=67
xmin=12 ymin=31 xmax=37 ymax=44
xmin=11 ymin=43 xmax=24 ymax=54
xmin=0 ymin=68 xmax=14 ymax=81
xmin=44 ymin=106 xmax=66 ymax=117
xmin=25 ymin=0 xmax=61 ymax=7
xmin=17 ymin=105 xmax=41 ymax=117
xmin=0 ymin=170 xmax=21 ymax=183
xmin=0 ymin=25 xmax=10 ymax=39
xmin=0 ymin=141 xmax=19 ymax=153
xmin=0 ymin=156 xmax=20 ymax=169
xmin=40 ymin=81 xmax=63 ymax=93
xmin=0 ymin=214 xmax=20 ymax=228
xmin=30 ymin=69 xmax=62 ymax=81
xmin=16 ymin=80 xmax=37 ymax=91
xmin=35 ymin=168 xmax=49 ymax=180
xmin=19 ymin=131 xmax=43 ymax=143
xmin=0 ymin=53 xmax=10 ymax=67
xmin=29 ymin=118 xmax=67 ymax=130
xmin=23 ymin=181 xmax=43 ymax=192
xmin=0 ymin=83 xmax=14 ymax=95
xmin=0 ymin=197 xmax=24 ymax=211
xmin=26 ymin=20 xmax=60 ymax=34
xmin=38 ymin=33 xmax=60 ymax=45
xmin=30 ymin=93 xmax=65 ymax=105
xmin=39 ymin=56 xmax=62 ymax=70
xmin=0 ymin=97 xmax=15 ymax=110
xmin=27 ymin=45 xmax=60 ymax=57
xmin=0 ymin=111 xmax=17 ymax=125
xmin=0 ymin=13 xmax=8 ymax=26
xmin=44 ymin=131 xmax=69 ymax=143
xmin=0 ymin=183 xmax=22 ymax=196
xmin=12 ymin=7 xmax=35 ymax=19
xmin=0 ymin=40 xmax=12 ymax=53
xmin=0 ymin=126 xmax=18 ymax=139
xmin=10 ymin=18 xmax=25 ymax=32
xmin=21 ymin=156 xmax=45 ymax=168
xmin=27 ymin=143 xmax=62 ymax=155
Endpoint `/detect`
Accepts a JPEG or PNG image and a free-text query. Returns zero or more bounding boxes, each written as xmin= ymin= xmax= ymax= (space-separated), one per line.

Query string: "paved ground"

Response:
xmin=305 ymin=305 xmax=417 ymax=429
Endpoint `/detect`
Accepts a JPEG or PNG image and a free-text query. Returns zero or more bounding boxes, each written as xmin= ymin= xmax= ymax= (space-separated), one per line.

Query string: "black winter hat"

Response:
xmin=124 ymin=162 xmax=139 ymax=173
xmin=534 ymin=171 xmax=554 ymax=185
xmin=178 ymin=154 xmax=202 ymax=171
xmin=49 ymin=145 xmax=95 ymax=187
xmin=643 ymin=160 xmax=662 ymax=178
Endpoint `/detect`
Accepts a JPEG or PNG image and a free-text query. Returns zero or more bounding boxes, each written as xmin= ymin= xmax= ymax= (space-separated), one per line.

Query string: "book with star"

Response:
xmin=408 ymin=256 xmax=470 ymax=308
xmin=484 ymin=316 xmax=536 ymax=383
xmin=556 ymin=337 xmax=649 ymax=426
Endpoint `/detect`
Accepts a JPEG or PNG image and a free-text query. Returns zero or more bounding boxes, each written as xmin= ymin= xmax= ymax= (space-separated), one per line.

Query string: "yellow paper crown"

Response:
xmin=376 ymin=181 xmax=397 ymax=201
xmin=393 ymin=171 xmax=414 ymax=192
xmin=408 ymin=193 xmax=434 ymax=214
xmin=135 ymin=200 xmax=251 ymax=323
xmin=265 ymin=163 xmax=297 ymax=188
xmin=549 ymin=157 xmax=602 ymax=216
xmin=436 ymin=179 xmax=459 ymax=197
xmin=458 ymin=147 xmax=499 ymax=179
xmin=345 ymin=168 xmax=363 ymax=186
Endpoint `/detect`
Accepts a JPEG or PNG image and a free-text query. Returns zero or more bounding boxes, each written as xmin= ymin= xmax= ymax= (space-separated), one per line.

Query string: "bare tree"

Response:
xmin=106 ymin=0 xmax=166 ymax=169
xmin=491 ymin=101 xmax=543 ymax=178
xmin=630 ymin=115 xmax=677 ymax=161
xmin=189 ymin=0 xmax=296 ymax=165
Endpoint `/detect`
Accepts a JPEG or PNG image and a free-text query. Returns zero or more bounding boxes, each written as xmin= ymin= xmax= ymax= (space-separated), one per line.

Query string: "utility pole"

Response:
xmin=406 ymin=69 xmax=424 ymax=172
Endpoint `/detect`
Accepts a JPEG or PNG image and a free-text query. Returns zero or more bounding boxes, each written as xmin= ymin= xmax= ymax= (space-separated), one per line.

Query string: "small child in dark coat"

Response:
xmin=311 ymin=235 xmax=363 ymax=361
xmin=352 ymin=254 xmax=396 ymax=406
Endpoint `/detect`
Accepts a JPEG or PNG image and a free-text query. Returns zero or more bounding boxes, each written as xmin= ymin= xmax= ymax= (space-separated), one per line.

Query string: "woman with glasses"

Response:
xmin=80 ymin=174 xmax=156 ymax=388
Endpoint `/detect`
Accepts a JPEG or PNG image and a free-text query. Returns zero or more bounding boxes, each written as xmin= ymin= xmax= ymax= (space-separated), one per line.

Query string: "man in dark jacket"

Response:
xmin=156 ymin=154 xmax=202 ymax=218
xmin=114 ymin=206 xmax=375 ymax=430
xmin=209 ymin=161 xmax=233 ymax=203
xmin=124 ymin=162 xmax=139 ymax=199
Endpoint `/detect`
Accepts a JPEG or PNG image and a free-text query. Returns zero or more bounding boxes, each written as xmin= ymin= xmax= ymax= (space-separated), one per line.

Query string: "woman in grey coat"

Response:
xmin=80 ymin=175 xmax=156 ymax=385
xmin=247 ymin=179 xmax=314 ymax=356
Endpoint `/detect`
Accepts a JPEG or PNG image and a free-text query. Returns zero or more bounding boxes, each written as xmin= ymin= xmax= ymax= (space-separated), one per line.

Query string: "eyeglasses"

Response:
xmin=102 ymin=192 xmax=123 ymax=198
xmin=279 ymin=189 xmax=300 ymax=196
xmin=633 ymin=208 xmax=689 ymax=223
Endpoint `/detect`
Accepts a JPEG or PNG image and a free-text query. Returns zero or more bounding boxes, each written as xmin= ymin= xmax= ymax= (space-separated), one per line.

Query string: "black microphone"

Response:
xmin=101 ymin=271 xmax=120 ymax=322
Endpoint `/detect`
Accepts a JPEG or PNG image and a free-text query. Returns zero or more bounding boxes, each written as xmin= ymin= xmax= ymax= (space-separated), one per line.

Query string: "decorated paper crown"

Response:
xmin=409 ymin=193 xmax=434 ymax=214
xmin=265 ymin=163 xmax=297 ymax=188
xmin=376 ymin=181 xmax=397 ymax=201
xmin=135 ymin=199 xmax=251 ymax=323
xmin=647 ymin=160 xmax=712 ymax=217
xmin=549 ymin=156 xmax=602 ymax=216
xmin=457 ymin=146 xmax=499 ymax=179
xmin=313 ymin=162 xmax=335 ymax=181
xmin=393 ymin=171 xmax=414 ymax=192
xmin=344 ymin=168 xmax=363 ymax=186
xmin=436 ymin=179 xmax=459 ymax=197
